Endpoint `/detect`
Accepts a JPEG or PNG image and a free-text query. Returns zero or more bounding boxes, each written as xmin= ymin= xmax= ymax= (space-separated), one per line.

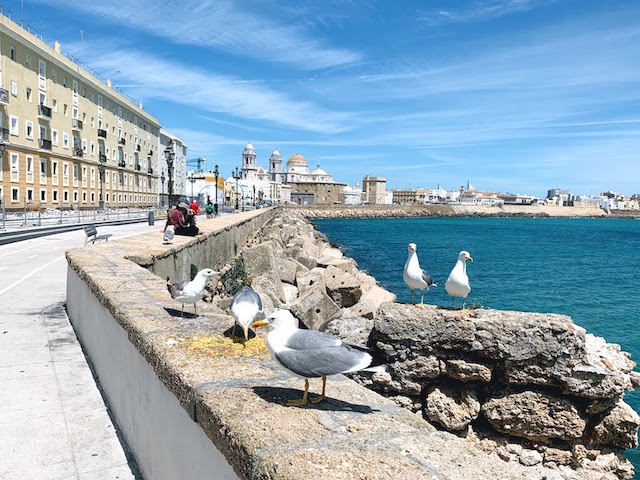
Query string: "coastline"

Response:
xmin=286 ymin=203 xmax=640 ymax=219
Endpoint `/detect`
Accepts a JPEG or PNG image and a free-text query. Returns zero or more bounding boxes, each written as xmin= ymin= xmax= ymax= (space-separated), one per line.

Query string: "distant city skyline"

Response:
xmin=9 ymin=0 xmax=640 ymax=198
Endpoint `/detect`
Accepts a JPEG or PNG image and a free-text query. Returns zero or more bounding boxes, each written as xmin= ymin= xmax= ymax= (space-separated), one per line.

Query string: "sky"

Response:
xmin=6 ymin=0 xmax=640 ymax=198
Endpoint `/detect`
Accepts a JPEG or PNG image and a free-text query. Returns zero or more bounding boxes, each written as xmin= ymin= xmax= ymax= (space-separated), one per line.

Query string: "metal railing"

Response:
xmin=0 ymin=200 xmax=163 ymax=231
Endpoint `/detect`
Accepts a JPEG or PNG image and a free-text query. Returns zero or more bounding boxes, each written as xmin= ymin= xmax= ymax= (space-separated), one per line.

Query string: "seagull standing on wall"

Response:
xmin=403 ymin=243 xmax=436 ymax=305
xmin=252 ymin=308 xmax=384 ymax=406
xmin=229 ymin=286 xmax=263 ymax=341
xmin=163 ymin=225 xmax=175 ymax=244
xmin=444 ymin=251 xmax=473 ymax=309
xmin=167 ymin=268 xmax=218 ymax=317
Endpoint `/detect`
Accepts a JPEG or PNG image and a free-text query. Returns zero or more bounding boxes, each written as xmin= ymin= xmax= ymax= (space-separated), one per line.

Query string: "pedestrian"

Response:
xmin=190 ymin=198 xmax=199 ymax=215
xmin=205 ymin=200 xmax=214 ymax=219
xmin=214 ymin=202 xmax=219 ymax=217
xmin=164 ymin=202 xmax=199 ymax=236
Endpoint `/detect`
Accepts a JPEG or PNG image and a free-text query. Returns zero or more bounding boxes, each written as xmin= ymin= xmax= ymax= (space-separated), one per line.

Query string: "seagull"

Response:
xmin=229 ymin=286 xmax=263 ymax=341
xmin=252 ymin=308 xmax=384 ymax=406
xmin=166 ymin=268 xmax=218 ymax=317
xmin=444 ymin=251 xmax=473 ymax=309
xmin=163 ymin=225 xmax=175 ymax=244
xmin=403 ymin=242 xmax=436 ymax=305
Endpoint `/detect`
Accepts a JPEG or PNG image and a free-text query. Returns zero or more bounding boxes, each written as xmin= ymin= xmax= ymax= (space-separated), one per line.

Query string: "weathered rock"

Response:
xmin=343 ymin=285 xmax=396 ymax=319
xmin=282 ymin=283 xmax=299 ymax=305
xmin=324 ymin=265 xmax=362 ymax=308
xmin=290 ymin=287 xmax=341 ymax=330
xmin=519 ymin=448 xmax=543 ymax=466
xmin=251 ymin=272 xmax=286 ymax=305
xmin=241 ymin=242 xmax=277 ymax=276
xmin=444 ymin=359 xmax=493 ymax=382
xmin=589 ymin=400 xmax=640 ymax=449
xmin=275 ymin=257 xmax=301 ymax=284
xmin=322 ymin=316 xmax=373 ymax=348
xmin=543 ymin=447 xmax=573 ymax=467
xmin=295 ymin=267 xmax=326 ymax=297
xmin=482 ymin=391 xmax=587 ymax=442
xmin=424 ymin=385 xmax=480 ymax=431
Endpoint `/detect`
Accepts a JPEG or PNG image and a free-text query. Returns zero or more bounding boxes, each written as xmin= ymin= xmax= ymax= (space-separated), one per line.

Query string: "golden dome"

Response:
xmin=287 ymin=154 xmax=308 ymax=166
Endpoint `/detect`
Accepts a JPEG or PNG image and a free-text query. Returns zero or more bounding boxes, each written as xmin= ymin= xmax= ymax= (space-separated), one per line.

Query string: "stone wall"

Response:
xmin=65 ymin=206 xmax=639 ymax=480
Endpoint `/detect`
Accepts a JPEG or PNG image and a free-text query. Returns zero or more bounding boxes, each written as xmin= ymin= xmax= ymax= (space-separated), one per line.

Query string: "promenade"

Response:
xmin=0 ymin=222 xmax=159 ymax=480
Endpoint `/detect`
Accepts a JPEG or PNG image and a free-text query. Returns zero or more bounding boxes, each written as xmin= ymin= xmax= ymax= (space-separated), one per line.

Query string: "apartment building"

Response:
xmin=0 ymin=15 xmax=162 ymax=211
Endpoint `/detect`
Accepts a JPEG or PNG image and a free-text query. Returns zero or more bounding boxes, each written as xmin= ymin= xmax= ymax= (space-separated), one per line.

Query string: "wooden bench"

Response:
xmin=84 ymin=224 xmax=113 ymax=245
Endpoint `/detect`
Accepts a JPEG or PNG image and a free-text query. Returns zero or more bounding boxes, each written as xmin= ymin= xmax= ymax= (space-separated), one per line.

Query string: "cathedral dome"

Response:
xmin=287 ymin=154 xmax=308 ymax=166
xmin=244 ymin=143 xmax=256 ymax=154
xmin=312 ymin=166 xmax=328 ymax=175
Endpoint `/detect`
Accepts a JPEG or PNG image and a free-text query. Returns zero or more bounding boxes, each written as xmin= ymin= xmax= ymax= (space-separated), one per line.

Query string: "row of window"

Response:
xmin=4 ymin=187 xmax=156 ymax=205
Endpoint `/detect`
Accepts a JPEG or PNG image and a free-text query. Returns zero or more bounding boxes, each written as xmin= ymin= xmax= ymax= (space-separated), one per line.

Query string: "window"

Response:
xmin=39 ymin=158 xmax=47 ymax=184
xmin=63 ymin=104 xmax=68 ymax=116
xmin=73 ymin=191 xmax=78 ymax=203
xmin=52 ymin=160 xmax=58 ymax=186
xmin=81 ymin=87 xmax=86 ymax=97
xmin=10 ymin=153 xmax=19 ymax=182
xmin=52 ymin=129 xmax=59 ymax=145
xmin=63 ymin=190 xmax=69 ymax=203
xmin=40 ymin=189 xmax=46 ymax=202
xmin=90 ymin=142 xmax=95 ymax=155
xmin=82 ymin=166 xmax=87 ymax=187
xmin=90 ymin=92 xmax=95 ymax=102
xmin=73 ymin=164 xmax=79 ymax=187
xmin=82 ymin=139 xmax=87 ymax=152
xmin=52 ymin=99 xmax=57 ymax=111
xmin=90 ymin=192 xmax=95 ymax=203
xmin=63 ymin=76 xmax=67 ymax=87
xmin=106 ymin=193 xmax=110 ymax=203
xmin=10 ymin=115 xmax=18 ymax=135
xmin=26 ymin=87 xmax=32 ymax=102
xmin=52 ymin=69 xmax=57 ymax=83
xmin=62 ymin=132 xmax=69 ymax=148
xmin=25 ymin=54 xmax=31 ymax=68
xmin=25 ymin=121 xmax=34 ymax=139
xmin=26 ymin=188 xmax=34 ymax=202
xmin=11 ymin=187 xmax=19 ymax=203
xmin=10 ymin=81 xmax=17 ymax=96
xmin=82 ymin=192 xmax=87 ymax=203
xmin=26 ymin=156 xmax=34 ymax=183
xmin=10 ymin=45 xmax=15 ymax=61
xmin=52 ymin=190 xmax=58 ymax=203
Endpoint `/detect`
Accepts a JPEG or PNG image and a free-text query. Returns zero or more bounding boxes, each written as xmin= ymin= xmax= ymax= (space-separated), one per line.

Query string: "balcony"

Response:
xmin=147 ymin=166 xmax=153 ymax=174
xmin=99 ymin=154 xmax=107 ymax=162
xmin=39 ymin=138 xmax=52 ymax=150
xmin=0 ymin=127 xmax=9 ymax=141
xmin=118 ymin=160 xmax=126 ymax=168
xmin=135 ymin=164 xmax=141 ymax=171
xmin=118 ymin=137 xmax=126 ymax=146
xmin=136 ymin=144 xmax=141 ymax=152
xmin=72 ymin=119 xmax=83 ymax=131
xmin=0 ymin=87 xmax=9 ymax=106
xmin=38 ymin=104 xmax=52 ymax=119
xmin=97 ymin=129 xmax=107 ymax=139
xmin=73 ymin=148 xmax=84 ymax=157
xmin=147 ymin=149 xmax=153 ymax=156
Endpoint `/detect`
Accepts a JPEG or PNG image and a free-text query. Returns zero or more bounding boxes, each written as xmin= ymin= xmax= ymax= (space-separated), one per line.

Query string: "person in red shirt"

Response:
xmin=189 ymin=199 xmax=199 ymax=215
xmin=164 ymin=202 xmax=199 ymax=236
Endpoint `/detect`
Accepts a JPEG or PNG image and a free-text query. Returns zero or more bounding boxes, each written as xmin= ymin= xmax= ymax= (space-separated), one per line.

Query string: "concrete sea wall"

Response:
xmin=65 ymin=207 xmax=639 ymax=480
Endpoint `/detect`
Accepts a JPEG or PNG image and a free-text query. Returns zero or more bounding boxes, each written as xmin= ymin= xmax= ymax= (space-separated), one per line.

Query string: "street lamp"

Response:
xmin=188 ymin=171 xmax=196 ymax=203
xmin=160 ymin=170 xmax=166 ymax=207
xmin=164 ymin=140 xmax=174 ymax=204
xmin=253 ymin=185 xmax=256 ymax=207
xmin=231 ymin=167 xmax=240 ymax=210
xmin=98 ymin=153 xmax=106 ymax=209
xmin=213 ymin=164 xmax=219 ymax=215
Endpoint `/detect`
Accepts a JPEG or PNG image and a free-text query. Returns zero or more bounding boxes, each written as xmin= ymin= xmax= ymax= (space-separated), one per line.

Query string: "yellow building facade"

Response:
xmin=0 ymin=16 xmax=161 ymax=211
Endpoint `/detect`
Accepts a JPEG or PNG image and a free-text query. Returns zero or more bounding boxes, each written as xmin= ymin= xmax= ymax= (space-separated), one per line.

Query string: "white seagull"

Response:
xmin=166 ymin=268 xmax=218 ymax=317
xmin=403 ymin=242 xmax=436 ymax=305
xmin=230 ymin=286 xmax=263 ymax=341
xmin=252 ymin=308 xmax=384 ymax=406
xmin=444 ymin=251 xmax=473 ymax=309
xmin=163 ymin=225 xmax=175 ymax=244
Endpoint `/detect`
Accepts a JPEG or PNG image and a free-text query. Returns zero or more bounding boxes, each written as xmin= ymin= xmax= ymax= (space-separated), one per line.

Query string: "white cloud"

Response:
xmin=418 ymin=0 xmax=555 ymax=26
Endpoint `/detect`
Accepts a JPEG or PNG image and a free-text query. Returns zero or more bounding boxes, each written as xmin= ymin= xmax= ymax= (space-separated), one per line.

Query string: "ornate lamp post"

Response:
xmin=253 ymin=185 xmax=256 ymax=207
xmin=164 ymin=140 xmax=174 ymax=204
xmin=188 ymin=171 xmax=196 ymax=203
xmin=231 ymin=167 xmax=240 ymax=210
xmin=160 ymin=170 xmax=166 ymax=207
xmin=213 ymin=164 xmax=219 ymax=213
xmin=98 ymin=153 xmax=106 ymax=209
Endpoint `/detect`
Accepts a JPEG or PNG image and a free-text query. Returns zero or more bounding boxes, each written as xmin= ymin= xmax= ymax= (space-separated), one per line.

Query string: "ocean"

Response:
xmin=312 ymin=216 xmax=640 ymax=475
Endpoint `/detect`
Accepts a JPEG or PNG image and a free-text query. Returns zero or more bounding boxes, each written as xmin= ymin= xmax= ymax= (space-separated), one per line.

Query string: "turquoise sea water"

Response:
xmin=312 ymin=216 xmax=640 ymax=475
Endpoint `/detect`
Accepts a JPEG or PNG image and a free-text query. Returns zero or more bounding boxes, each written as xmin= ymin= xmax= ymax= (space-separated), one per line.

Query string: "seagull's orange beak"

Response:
xmin=251 ymin=319 xmax=269 ymax=329
xmin=466 ymin=255 xmax=474 ymax=262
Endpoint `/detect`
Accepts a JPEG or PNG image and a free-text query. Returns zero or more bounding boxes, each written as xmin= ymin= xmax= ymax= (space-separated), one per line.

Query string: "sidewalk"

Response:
xmin=0 ymin=223 xmax=159 ymax=479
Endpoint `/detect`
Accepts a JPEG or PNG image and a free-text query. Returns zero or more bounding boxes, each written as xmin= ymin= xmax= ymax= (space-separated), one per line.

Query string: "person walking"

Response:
xmin=205 ymin=200 xmax=214 ymax=219
xmin=189 ymin=198 xmax=199 ymax=215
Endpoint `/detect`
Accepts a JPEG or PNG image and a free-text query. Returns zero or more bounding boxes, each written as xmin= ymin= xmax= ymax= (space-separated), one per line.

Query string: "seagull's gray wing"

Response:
xmin=232 ymin=286 xmax=263 ymax=311
xmin=421 ymin=269 xmax=435 ymax=287
xmin=275 ymin=344 xmax=369 ymax=378
xmin=167 ymin=279 xmax=188 ymax=299
xmin=285 ymin=329 xmax=341 ymax=350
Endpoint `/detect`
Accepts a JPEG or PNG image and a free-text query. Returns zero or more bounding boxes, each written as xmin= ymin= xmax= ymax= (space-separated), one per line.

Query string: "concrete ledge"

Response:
xmin=66 ymin=208 xmax=583 ymax=479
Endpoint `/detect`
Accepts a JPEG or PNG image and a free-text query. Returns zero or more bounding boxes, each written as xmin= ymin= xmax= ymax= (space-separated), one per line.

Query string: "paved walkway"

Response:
xmin=0 ymin=223 xmax=161 ymax=480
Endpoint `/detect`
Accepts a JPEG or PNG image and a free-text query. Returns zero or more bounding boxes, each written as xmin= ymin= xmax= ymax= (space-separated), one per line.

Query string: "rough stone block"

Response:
xmin=589 ymin=400 xmax=640 ymax=449
xmin=324 ymin=265 xmax=362 ymax=308
xmin=275 ymin=257 xmax=300 ymax=284
xmin=242 ymin=242 xmax=277 ymax=276
xmin=343 ymin=285 xmax=396 ymax=319
xmin=424 ymin=385 xmax=480 ymax=431
xmin=290 ymin=287 xmax=341 ymax=330
xmin=445 ymin=359 xmax=493 ymax=382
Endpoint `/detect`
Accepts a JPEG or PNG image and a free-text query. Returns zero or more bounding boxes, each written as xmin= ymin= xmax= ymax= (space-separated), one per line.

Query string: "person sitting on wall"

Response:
xmin=164 ymin=202 xmax=199 ymax=236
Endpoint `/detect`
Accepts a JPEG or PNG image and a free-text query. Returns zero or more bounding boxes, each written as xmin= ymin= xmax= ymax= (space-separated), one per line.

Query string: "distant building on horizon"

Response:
xmin=362 ymin=175 xmax=386 ymax=204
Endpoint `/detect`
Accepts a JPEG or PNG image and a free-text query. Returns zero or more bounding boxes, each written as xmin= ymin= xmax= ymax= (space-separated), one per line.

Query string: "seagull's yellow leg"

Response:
xmin=417 ymin=290 xmax=425 ymax=307
xmin=181 ymin=303 xmax=184 ymax=317
xmin=311 ymin=376 xmax=327 ymax=404
xmin=410 ymin=290 xmax=415 ymax=304
xmin=287 ymin=378 xmax=310 ymax=406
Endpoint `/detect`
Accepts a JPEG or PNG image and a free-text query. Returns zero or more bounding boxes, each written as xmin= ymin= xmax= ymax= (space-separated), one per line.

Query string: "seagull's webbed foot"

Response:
xmin=287 ymin=379 xmax=310 ymax=406
xmin=310 ymin=376 xmax=327 ymax=404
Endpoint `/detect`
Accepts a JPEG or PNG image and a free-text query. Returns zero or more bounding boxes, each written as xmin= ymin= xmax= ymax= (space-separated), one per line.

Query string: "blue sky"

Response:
xmin=8 ymin=0 xmax=640 ymax=198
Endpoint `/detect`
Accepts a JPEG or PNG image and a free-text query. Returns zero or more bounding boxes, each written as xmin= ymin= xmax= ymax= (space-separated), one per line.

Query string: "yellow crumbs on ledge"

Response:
xmin=185 ymin=335 xmax=270 ymax=357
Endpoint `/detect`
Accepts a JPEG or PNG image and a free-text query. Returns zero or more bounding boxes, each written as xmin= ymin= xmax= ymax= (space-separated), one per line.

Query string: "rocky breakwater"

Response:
xmin=231 ymin=208 xmax=639 ymax=479
xmin=357 ymin=303 xmax=640 ymax=479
